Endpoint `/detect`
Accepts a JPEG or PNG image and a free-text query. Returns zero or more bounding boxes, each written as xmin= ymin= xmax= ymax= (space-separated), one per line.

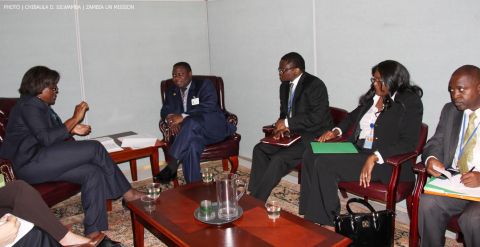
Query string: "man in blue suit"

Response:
xmin=155 ymin=62 xmax=236 ymax=183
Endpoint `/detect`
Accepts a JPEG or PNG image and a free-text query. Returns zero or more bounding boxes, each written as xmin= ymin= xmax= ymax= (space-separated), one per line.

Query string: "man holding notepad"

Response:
xmin=248 ymin=52 xmax=333 ymax=201
xmin=419 ymin=65 xmax=480 ymax=246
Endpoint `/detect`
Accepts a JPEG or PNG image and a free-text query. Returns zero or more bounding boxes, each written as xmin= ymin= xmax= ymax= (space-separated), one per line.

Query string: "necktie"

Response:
xmin=287 ymin=83 xmax=294 ymax=117
xmin=180 ymin=87 xmax=188 ymax=112
xmin=458 ymin=113 xmax=477 ymax=173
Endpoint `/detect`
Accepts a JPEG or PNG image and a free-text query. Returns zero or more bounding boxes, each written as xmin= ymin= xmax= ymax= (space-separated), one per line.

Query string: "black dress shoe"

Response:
xmin=154 ymin=166 xmax=177 ymax=184
xmin=97 ymin=237 xmax=123 ymax=247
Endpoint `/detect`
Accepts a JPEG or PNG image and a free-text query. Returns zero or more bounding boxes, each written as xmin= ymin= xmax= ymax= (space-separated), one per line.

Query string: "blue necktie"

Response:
xmin=287 ymin=83 xmax=294 ymax=117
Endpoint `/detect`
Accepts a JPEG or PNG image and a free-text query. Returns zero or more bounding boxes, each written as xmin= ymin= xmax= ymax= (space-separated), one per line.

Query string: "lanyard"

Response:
xmin=458 ymin=113 xmax=480 ymax=161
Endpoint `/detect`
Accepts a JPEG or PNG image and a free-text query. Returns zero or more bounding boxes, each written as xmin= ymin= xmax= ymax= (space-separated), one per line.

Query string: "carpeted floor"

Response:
xmin=52 ymin=161 xmax=462 ymax=247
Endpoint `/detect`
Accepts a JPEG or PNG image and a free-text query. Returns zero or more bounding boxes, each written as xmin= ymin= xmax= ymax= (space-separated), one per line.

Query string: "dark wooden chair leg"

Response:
xmin=229 ymin=156 xmax=238 ymax=174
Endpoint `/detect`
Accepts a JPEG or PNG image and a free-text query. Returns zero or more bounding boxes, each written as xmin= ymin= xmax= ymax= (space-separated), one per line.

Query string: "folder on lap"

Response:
xmin=424 ymin=176 xmax=480 ymax=202
xmin=310 ymin=142 xmax=358 ymax=154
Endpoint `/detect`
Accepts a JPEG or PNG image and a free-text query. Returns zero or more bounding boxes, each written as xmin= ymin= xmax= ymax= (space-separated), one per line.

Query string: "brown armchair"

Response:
xmin=337 ymin=123 xmax=428 ymax=243
xmin=408 ymin=163 xmax=463 ymax=246
xmin=0 ymin=97 xmax=81 ymax=207
xmin=159 ymin=76 xmax=241 ymax=186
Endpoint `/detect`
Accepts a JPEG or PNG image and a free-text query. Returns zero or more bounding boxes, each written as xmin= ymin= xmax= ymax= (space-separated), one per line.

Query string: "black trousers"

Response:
xmin=248 ymin=141 xmax=305 ymax=201
xmin=0 ymin=180 xmax=67 ymax=242
xmin=299 ymin=148 xmax=391 ymax=225
xmin=13 ymin=226 xmax=61 ymax=247
xmin=14 ymin=140 xmax=131 ymax=235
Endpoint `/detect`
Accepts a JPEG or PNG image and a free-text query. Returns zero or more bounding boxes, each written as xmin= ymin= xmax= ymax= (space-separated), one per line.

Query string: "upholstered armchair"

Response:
xmin=408 ymin=162 xmax=463 ymax=246
xmin=159 ymin=76 xmax=241 ymax=186
xmin=0 ymin=97 xmax=82 ymax=207
xmin=337 ymin=123 xmax=428 ymax=243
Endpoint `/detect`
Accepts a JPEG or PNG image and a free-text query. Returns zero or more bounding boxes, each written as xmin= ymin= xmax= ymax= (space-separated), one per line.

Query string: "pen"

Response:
xmin=469 ymin=166 xmax=476 ymax=173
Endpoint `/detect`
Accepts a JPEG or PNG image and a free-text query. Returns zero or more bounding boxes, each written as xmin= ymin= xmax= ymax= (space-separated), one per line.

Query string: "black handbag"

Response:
xmin=334 ymin=198 xmax=395 ymax=247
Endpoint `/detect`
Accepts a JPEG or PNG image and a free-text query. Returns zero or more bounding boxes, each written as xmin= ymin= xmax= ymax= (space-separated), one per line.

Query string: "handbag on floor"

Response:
xmin=334 ymin=198 xmax=394 ymax=247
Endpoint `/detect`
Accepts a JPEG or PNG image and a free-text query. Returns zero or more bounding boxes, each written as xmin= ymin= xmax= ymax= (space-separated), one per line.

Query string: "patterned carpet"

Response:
xmin=52 ymin=161 xmax=462 ymax=247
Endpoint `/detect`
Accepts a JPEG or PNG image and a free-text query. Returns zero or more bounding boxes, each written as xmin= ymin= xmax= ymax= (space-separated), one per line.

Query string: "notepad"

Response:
xmin=424 ymin=176 xmax=480 ymax=202
xmin=310 ymin=142 xmax=358 ymax=154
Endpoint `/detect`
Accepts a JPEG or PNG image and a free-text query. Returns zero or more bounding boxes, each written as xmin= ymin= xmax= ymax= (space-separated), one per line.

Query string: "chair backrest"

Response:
xmin=160 ymin=75 xmax=226 ymax=111
xmin=329 ymin=107 xmax=348 ymax=126
xmin=416 ymin=123 xmax=429 ymax=156
xmin=0 ymin=97 xmax=18 ymax=148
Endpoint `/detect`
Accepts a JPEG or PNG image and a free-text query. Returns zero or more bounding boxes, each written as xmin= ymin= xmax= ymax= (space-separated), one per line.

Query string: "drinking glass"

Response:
xmin=141 ymin=195 xmax=156 ymax=213
xmin=199 ymin=200 xmax=216 ymax=220
xmin=146 ymin=183 xmax=161 ymax=200
xmin=201 ymin=168 xmax=214 ymax=183
xmin=265 ymin=200 xmax=281 ymax=221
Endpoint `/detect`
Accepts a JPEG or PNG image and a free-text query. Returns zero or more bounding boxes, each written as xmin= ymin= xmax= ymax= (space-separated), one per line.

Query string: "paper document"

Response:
xmin=0 ymin=214 xmax=35 ymax=247
xmin=310 ymin=142 xmax=358 ymax=154
xmin=432 ymin=166 xmax=460 ymax=180
xmin=424 ymin=176 xmax=480 ymax=201
xmin=119 ymin=134 xmax=157 ymax=148
xmin=90 ymin=137 xmax=123 ymax=152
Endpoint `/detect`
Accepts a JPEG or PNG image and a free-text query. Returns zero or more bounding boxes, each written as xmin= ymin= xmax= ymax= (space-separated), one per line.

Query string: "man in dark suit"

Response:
xmin=155 ymin=62 xmax=236 ymax=183
xmin=248 ymin=52 xmax=333 ymax=201
xmin=419 ymin=65 xmax=480 ymax=246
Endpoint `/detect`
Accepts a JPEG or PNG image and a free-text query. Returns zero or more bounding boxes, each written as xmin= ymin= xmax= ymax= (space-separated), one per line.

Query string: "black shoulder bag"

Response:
xmin=334 ymin=198 xmax=395 ymax=247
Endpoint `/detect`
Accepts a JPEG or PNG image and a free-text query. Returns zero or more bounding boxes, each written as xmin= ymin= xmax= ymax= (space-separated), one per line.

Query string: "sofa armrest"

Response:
xmin=385 ymin=151 xmax=418 ymax=167
xmin=0 ymin=158 xmax=15 ymax=182
xmin=158 ymin=119 xmax=171 ymax=143
xmin=225 ymin=110 xmax=238 ymax=127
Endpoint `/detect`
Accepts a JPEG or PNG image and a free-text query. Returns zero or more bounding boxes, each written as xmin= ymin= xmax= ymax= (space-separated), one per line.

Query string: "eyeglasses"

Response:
xmin=370 ymin=77 xmax=384 ymax=84
xmin=49 ymin=86 xmax=58 ymax=93
xmin=278 ymin=67 xmax=295 ymax=74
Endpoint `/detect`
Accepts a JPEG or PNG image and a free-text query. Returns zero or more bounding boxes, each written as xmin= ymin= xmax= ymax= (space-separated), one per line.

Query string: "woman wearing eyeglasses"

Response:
xmin=0 ymin=66 xmax=143 ymax=241
xmin=299 ymin=60 xmax=423 ymax=229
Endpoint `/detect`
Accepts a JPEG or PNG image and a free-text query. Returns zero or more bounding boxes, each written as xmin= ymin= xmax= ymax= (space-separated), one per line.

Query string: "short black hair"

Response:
xmin=173 ymin=62 xmax=192 ymax=72
xmin=18 ymin=66 xmax=60 ymax=96
xmin=281 ymin=52 xmax=305 ymax=72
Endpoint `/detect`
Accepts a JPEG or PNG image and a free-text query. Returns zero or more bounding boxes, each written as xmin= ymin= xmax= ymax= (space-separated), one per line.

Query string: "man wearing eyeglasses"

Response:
xmin=248 ymin=52 xmax=333 ymax=201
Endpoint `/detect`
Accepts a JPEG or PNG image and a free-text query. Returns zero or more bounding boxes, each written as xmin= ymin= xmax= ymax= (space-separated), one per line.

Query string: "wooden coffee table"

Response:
xmin=127 ymin=182 xmax=351 ymax=247
xmin=103 ymin=132 xmax=166 ymax=181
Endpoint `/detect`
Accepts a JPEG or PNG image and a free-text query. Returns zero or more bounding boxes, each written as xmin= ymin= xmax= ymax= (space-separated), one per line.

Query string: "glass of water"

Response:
xmin=201 ymin=168 xmax=214 ymax=183
xmin=146 ymin=183 xmax=161 ymax=200
xmin=265 ymin=200 xmax=281 ymax=221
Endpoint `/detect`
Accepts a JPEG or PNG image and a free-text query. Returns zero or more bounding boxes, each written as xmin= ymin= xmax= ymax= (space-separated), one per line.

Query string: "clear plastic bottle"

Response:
xmin=363 ymin=123 xmax=374 ymax=149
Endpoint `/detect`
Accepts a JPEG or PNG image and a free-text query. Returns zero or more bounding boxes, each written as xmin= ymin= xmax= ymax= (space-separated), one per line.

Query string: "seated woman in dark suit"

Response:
xmin=0 ymin=66 xmax=143 ymax=238
xmin=0 ymin=180 xmax=110 ymax=246
xmin=299 ymin=60 xmax=423 ymax=229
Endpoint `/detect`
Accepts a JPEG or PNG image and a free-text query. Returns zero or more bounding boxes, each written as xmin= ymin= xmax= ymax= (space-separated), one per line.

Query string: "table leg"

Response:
xmin=149 ymin=148 xmax=160 ymax=178
xmin=130 ymin=211 xmax=144 ymax=247
xmin=129 ymin=160 xmax=138 ymax=181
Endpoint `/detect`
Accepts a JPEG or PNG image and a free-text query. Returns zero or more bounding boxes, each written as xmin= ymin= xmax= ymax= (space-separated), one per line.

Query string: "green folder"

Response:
xmin=310 ymin=142 xmax=358 ymax=154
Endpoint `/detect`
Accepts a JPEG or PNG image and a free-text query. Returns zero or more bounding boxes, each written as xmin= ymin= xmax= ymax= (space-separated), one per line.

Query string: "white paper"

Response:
xmin=428 ymin=175 xmax=480 ymax=197
xmin=433 ymin=166 xmax=453 ymax=179
xmin=90 ymin=137 xmax=123 ymax=152
xmin=1 ymin=214 xmax=35 ymax=247
xmin=119 ymin=134 xmax=157 ymax=148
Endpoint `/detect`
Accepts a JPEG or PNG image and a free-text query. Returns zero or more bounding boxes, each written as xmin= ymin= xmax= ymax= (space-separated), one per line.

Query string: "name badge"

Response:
xmin=191 ymin=97 xmax=200 ymax=105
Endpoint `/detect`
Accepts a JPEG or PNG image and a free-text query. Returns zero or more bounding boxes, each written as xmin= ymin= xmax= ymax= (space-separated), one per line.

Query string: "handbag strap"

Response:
xmin=346 ymin=198 xmax=376 ymax=214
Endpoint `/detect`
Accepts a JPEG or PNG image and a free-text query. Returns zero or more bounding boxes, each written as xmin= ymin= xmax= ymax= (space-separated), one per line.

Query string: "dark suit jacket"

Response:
xmin=0 ymin=95 xmax=71 ymax=169
xmin=279 ymin=72 xmax=333 ymax=143
xmin=422 ymin=103 xmax=462 ymax=168
xmin=161 ymin=79 xmax=235 ymax=140
xmin=337 ymin=90 xmax=423 ymax=181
